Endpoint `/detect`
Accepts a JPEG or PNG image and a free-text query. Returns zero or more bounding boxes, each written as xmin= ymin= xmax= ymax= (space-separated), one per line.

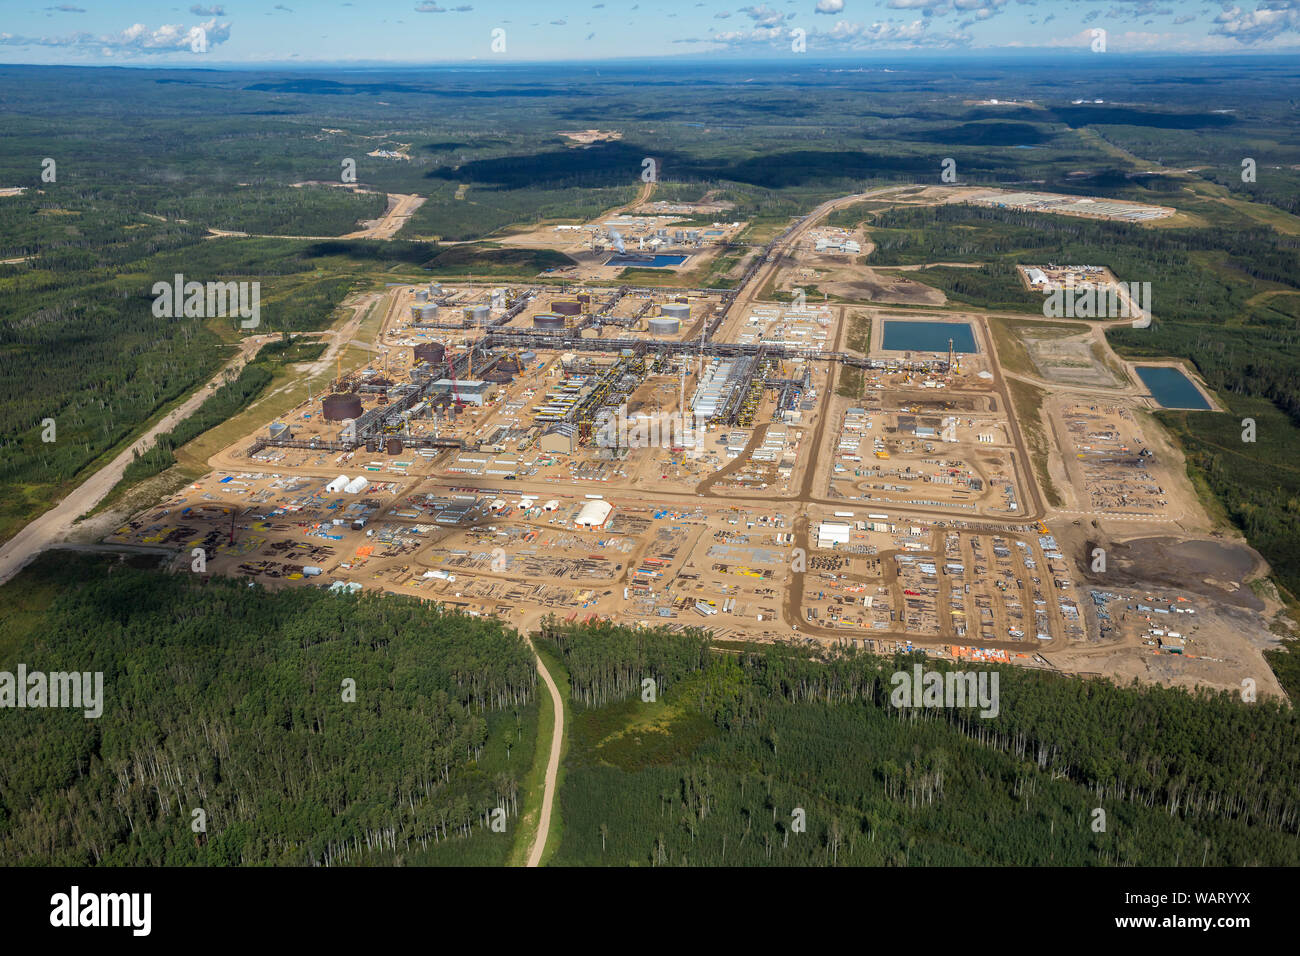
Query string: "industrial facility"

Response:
xmin=104 ymin=202 xmax=1139 ymax=669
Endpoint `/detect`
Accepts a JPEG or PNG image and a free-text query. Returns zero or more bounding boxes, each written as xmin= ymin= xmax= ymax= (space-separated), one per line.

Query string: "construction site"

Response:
xmin=963 ymin=189 xmax=1176 ymax=223
xmin=95 ymin=185 xmax=1288 ymax=699
xmin=495 ymin=209 xmax=748 ymax=282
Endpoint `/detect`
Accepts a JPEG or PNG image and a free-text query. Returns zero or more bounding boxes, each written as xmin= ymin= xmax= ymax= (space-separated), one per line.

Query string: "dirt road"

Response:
xmin=0 ymin=334 xmax=271 ymax=586
xmin=206 ymin=192 xmax=425 ymax=242
xmin=525 ymin=637 xmax=564 ymax=868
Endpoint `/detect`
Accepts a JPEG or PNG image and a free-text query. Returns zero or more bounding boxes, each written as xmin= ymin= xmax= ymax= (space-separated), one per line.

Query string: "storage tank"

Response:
xmin=534 ymin=313 xmax=566 ymax=329
xmin=410 ymin=305 xmax=422 ymax=321
xmin=418 ymin=304 xmax=438 ymax=322
xmin=414 ymin=289 xmax=429 ymax=303
xmin=365 ymin=440 xmax=378 ymax=453
xmin=648 ymin=317 xmax=680 ymax=336
xmin=483 ymin=367 xmax=514 ymax=384
xmin=385 ymin=437 xmax=403 ymax=456
xmin=413 ymin=342 xmax=446 ymax=366
xmin=661 ymin=302 xmax=690 ymax=321
xmin=322 ymin=392 xmax=363 ymax=421
xmin=550 ymin=299 xmax=582 ymax=316
xmin=465 ymin=304 xmax=490 ymax=325
xmin=576 ymin=293 xmax=591 ymax=305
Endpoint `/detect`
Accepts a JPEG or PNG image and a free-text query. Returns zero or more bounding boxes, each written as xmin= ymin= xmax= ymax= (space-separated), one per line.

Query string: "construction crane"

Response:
xmin=448 ymin=347 xmax=466 ymax=411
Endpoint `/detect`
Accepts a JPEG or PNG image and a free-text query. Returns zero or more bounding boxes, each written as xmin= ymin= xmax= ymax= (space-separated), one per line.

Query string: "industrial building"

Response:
xmin=574 ymin=499 xmax=614 ymax=529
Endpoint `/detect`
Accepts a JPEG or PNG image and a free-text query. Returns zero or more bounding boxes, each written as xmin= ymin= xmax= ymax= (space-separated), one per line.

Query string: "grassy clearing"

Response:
xmin=1005 ymin=375 xmax=1062 ymax=508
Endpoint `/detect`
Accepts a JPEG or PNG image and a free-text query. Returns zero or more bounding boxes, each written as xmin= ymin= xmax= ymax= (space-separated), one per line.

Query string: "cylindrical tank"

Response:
xmin=465 ymin=305 xmax=490 ymax=325
xmin=483 ymin=367 xmax=514 ymax=384
xmin=414 ymin=289 xmax=429 ymax=302
xmin=550 ymin=300 xmax=582 ymax=316
xmin=410 ymin=305 xmax=422 ymax=320
xmin=577 ymin=293 xmax=591 ymax=304
xmin=661 ymin=302 xmax=690 ymax=321
xmin=365 ymin=440 xmax=378 ymax=453
xmin=322 ymin=392 xmax=363 ymax=422
xmin=413 ymin=342 xmax=446 ymax=366
xmin=534 ymin=313 xmax=566 ymax=329
xmin=385 ymin=438 xmax=403 ymax=456
xmin=648 ymin=317 xmax=680 ymax=336
xmin=419 ymin=304 xmax=438 ymax=321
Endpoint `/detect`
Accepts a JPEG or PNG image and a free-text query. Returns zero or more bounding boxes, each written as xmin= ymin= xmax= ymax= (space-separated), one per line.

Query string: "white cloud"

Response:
xmin=1212 ymin=1 xmax=1300 ymax=42
xmin=741 ymin=4 xmax=791 ymax=28
xmin=0 ymin=18 xmax=230 ymax=55
xmin=712 ymin=15 xmax=969 ymax=49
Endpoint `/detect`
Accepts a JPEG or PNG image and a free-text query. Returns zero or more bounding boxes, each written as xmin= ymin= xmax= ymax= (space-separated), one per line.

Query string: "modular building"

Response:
xmin=817 ymin=521 xmax=852 ymax=548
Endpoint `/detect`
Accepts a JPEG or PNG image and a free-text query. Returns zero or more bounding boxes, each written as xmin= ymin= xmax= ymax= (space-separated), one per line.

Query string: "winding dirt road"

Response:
xmin=524 ymin=638 xmax=563 ymax=868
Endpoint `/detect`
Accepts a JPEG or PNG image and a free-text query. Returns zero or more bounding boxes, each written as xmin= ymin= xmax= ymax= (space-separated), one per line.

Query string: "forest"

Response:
xmin=109 ymin=333 xmax=333 ymax=499
xmin=541 ymin=623 xmax=1300 ymax=867
xmin=0 ymin=555 xmax=539 ymax=866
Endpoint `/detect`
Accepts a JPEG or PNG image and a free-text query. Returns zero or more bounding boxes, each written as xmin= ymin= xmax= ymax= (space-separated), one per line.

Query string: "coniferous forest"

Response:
xmin=541 ymin=622 xmax=1300 ymax=867
xmin=0 ymin=555 xmax=538 ymax=866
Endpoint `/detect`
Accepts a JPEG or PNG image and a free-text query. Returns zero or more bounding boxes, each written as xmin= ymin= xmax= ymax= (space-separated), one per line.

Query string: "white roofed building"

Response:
xmin=575 ymin=499 xmax=614 ymax=529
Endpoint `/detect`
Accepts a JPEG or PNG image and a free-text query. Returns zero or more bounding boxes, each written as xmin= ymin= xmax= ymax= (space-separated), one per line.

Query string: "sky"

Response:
xmin=0 ymin=1 xmax=1298 ymax=65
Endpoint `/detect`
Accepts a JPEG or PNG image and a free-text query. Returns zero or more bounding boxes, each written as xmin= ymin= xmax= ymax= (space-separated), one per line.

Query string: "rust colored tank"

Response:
xmin=550 ymin=300 xmax=582 ymax=316
xmin=413 ymin=342 xmax=446 ymax=366
xmin=385 ymin=437 xmax=404 ymax=455
xmin=322 ymin=392 xmax=363 ymax=421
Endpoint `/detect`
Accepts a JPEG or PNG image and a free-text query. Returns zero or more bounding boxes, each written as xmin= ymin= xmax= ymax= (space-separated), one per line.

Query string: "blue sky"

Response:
xmin=1 ymin=1 xmax=1298 ymax=64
